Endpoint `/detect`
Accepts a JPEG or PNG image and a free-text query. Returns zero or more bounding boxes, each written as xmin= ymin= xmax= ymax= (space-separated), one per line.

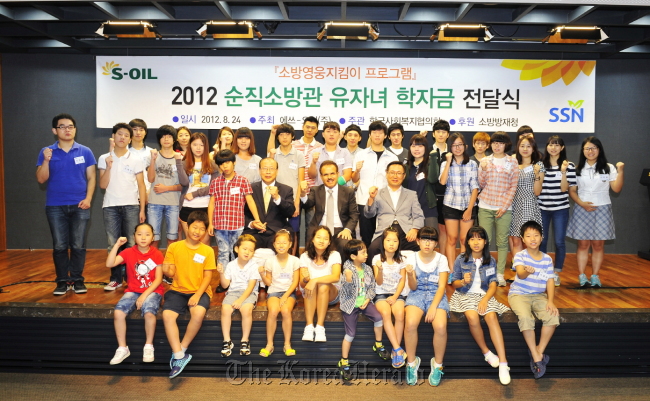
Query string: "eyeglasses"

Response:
xmin=451 ymin=144 xmax=465 ymax=148
xmin=56 ymin=125 xmax=75 ymax=131
xmin=387 ymin=171 xmax=404 ymax=176
xmin=583 ymin=147 xmax=598 ymax=152
xmin=419 ymin=239 xmax=437 ymax=244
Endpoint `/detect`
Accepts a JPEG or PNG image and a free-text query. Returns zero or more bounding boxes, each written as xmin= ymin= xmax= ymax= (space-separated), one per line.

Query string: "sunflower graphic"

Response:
xmin=101 ymin=61 xmax=120 ymax=76
xmin=501 ymin=60 xmax=595 ymax=87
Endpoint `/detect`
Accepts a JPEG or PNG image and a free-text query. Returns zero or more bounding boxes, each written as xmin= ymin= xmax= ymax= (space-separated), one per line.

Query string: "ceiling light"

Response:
xmin=543 ymin=26 xmax=607 ymax=44
xmin=197 ymin=21 xmax=262 ymax=39
xmin=317 ymin=22 xmax=379 ymax=41
xmin=96 ymin=21 xmax=161 ymax=38
xmin=430 ymin=24 xmax=492 ymax=42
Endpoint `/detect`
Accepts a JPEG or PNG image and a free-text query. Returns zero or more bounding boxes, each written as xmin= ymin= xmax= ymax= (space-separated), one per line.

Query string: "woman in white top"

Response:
xmin=299 ymin=226 xmax=342 ymax=343
xmin=567 ymin=137 xmax=624 ymax=288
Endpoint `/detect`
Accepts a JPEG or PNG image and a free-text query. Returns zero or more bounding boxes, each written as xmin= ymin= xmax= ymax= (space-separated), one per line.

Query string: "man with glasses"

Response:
xmin=243 ymin=158 xmax=296 ymax=249
xmin=36 ymin=113 xmax=97 ymax=295
xmin=365 ymin=161 xmax=424 ymax=262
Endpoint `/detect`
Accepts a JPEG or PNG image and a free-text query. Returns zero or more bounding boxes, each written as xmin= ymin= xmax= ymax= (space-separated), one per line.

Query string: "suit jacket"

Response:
xmin=364 ymin=186 xmax=425 ymax=241
xmin=302 ymin=184 xmax=359 ymax=239
xmin=244 ymin=181 xmax=295 ymax=234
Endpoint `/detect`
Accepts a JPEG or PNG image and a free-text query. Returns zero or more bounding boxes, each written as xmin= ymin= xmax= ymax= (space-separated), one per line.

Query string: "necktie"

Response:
xmin=326 ymin=189 xmax=334 ymax=234
xmin=264 ymin=186 xmax=271 ymax=213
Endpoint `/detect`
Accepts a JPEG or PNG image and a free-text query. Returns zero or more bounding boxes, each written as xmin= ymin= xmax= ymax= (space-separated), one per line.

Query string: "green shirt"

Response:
xmin=354 ymin=268 xmax=366 ymax=308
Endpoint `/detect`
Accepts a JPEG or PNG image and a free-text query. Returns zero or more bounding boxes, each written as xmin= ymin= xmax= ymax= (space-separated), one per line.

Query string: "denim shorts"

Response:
xmin=267 ymin=291 xmax=297 ymax=300
xmin=405 ymin=289 xmax=450 ymax=314
xmin=162 ymin=290 xmax=210 ymax=314
xmin=299 ymin=285 xmax=340 ymax=306
xmin=373 ymin=293 xmax=407 ymax=303
xmin=115 ymin=291 xmax=162 ymax=316
xmin=223 ymin=290 xmax=258 ymax=306
xmin=147 ymin=204 xmax=180 ymax=241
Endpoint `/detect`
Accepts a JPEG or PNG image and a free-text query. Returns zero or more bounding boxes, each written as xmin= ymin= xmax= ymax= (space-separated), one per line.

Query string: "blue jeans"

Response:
xmin=540 ymin=208 xmax=570 ymax=272
xmin=45 ymin=205 xmax=91 ymax=283
xmin=216 ymin=229 xmax=242 ymax=267
xmin=147 ymin=204 xmax=179 ymax=241
xmin=104 ymin=205 xmax=141 ymax=282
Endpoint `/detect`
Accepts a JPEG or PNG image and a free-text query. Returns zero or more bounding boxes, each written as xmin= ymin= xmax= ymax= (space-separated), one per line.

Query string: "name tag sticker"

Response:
xmin=485 ymin=268 xmax=495 ymax=276
xmin=230 ymin=186 xmax=241 ymax=195
xmin=523 ymin=166 xmax=534 ymax=173
xmin=74 ymin=156 xmax=85 ymax=164
xmin=123 ymin=165 xmax=134 ymax=175
xmin=416 ymin=172 xmax=425 ymax=181
xmin=600 ymin=174 xmax=610 ymax=181
xmin=171 ymin=164 xmax=177 ymax=172
xmin=537 ymin=270 xmax=549 ymax=281
xmin=144 ymin=258 xmax=158 ymax=270
xmin=289 ymin=163 xmax=298 ymax=170
xmin=249 ymin=163 xmax=258 ymax=170
xmin=429 ymin=274 xmax=439 ymax=283
xmin=336 ymin=158 xmax=346 ymax=165
xmin=279 ymin=272 xmax=291 ymax=280
xmin=193 ymin=253 xmax=206 ymax=263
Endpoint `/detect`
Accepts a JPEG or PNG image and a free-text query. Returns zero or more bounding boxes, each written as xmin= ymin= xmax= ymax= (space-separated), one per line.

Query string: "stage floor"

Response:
xmin=1 ymin=250 xmax=650 ymax=319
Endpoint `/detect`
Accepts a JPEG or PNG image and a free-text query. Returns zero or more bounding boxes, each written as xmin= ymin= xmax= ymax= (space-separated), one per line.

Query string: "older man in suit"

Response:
xmin=365 ymin=161 xmax=424 ymax=262
xmin=300 ymin=160 xmax=359 ymax=255
xmin=244 ymin=158 xmax=295 ymax=249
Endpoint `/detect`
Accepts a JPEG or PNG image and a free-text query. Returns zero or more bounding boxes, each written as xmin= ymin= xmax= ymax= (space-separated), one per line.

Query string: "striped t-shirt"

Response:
xmin=509 ymin=249 xmax=554 ymax=295
xmin=537 ymin=163 xmax=577 ymax=211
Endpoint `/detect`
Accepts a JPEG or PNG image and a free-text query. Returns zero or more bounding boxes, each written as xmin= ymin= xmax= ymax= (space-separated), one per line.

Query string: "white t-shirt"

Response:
xmin=265 ymin=255 xmax=300 ymax=294
xmin=129 ymin=145 xmax=154 ymax=192
xmin=224 ymin=258 xmax=260 ymax=295
xmin=405 ymin=252 xmax=449 ymax=285
xmin=184 ymin=162 xmax=211 ymax=208
xmin=576 ymin=163 xmax=618 ymax=206
xmin=371 ymin=255 xmax=408 ymax=296
xmin=98 ymin=150 xmax=144 ymax=208
xmin=299 ymin=251 xmax=342 ymax=279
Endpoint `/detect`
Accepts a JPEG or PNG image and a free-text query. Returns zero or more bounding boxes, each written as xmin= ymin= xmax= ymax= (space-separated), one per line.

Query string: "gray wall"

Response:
xmin=3 ymin=54 xmax=649 ymax=253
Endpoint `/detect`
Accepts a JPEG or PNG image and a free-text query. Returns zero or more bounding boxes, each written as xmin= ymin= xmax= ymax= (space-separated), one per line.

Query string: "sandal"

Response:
xmin=259 ymin=347 xmax=274 ymax=358
xmin=240 ymin=341 xmax=251 ymax=356
xmin=283 ymin=346 xmax=296 ymax=357
xmin=221 ymin=340 xmax=233 ymax=358
xmin=391 ymin=347 xmax=407 ymax=368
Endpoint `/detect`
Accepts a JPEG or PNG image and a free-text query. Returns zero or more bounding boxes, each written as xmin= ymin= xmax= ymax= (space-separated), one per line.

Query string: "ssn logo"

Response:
xmin=101 ymin=61 xmax=157 ymax=80
xmin=549 ymin=100 xmax=584 ymax=123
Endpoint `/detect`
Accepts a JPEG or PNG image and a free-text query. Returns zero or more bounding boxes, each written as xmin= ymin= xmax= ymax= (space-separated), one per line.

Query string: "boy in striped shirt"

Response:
xmin=508 ymin=220 xmax=559 ymax=380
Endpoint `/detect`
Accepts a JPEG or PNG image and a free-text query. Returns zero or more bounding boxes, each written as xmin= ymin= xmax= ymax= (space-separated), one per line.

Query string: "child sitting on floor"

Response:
xmin=508 ymin=220 xmax=560 ymax=379
xmin=218 ymin=234 xmax=260 ymax=357
xmin=106 ymin=223 xmax=163 ymax=365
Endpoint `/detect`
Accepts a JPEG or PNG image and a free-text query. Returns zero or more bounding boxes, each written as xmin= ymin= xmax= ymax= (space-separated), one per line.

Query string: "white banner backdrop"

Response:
xmin=96 ymin=56 xmax=595 ymax=133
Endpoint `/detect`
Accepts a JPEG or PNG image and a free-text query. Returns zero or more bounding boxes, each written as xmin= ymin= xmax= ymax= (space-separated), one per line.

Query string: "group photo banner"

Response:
xmin=96 ymin=56 xmax=595 ymax=133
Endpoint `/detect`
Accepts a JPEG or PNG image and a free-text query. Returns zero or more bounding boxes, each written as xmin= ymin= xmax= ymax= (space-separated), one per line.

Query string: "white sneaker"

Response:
xmin=143 ymin=346 xmax=154 ymax=363
xmin=110 ymin=347 xmax=130 ymax=365
xmin=497 ymin=274 xmax=507 ymax=287
xmin=302 ymin=325 xmax=314 ymax=342
xmin=499 ymin=364 xmax=511 ymax=385
xmin=314 ymin=325 xmax=327 ymax=342
xmin=484 ymin=351 xmax=499 ymax=368
xmin=104 ymin=281 xmax=122 ymax=291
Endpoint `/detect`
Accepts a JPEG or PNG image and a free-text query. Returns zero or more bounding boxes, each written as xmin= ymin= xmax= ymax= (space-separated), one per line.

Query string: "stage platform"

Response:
xmin=1 ymin=250 xmax=650 ymax=381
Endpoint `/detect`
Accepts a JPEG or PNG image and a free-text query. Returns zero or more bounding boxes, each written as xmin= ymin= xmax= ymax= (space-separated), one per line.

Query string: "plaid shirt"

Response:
xmin=477 ymin=155 xmax=519 ymax=210
xmin=440 ymin=159 xmax=479 ymax=210
xmin=208 ymin=173 xmax=252 ymax=230
xmin=292 ymin=138 xmax=323 ymax=192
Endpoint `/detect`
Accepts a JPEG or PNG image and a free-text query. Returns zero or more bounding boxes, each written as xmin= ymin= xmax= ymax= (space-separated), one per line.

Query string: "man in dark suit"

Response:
xmin=300 ymin=160 xmax=359 ymax=255
xmin=244 ymin=158 xmax=295 ymax=249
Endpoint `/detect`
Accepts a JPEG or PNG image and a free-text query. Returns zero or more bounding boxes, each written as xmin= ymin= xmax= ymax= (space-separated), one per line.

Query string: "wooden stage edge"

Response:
xmin=2 ymin=250 xmax=650 ymax=323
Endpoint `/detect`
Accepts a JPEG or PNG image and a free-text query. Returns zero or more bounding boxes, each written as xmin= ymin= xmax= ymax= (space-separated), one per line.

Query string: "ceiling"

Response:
xmin=2 ymin=0 xmax=650 ymax=58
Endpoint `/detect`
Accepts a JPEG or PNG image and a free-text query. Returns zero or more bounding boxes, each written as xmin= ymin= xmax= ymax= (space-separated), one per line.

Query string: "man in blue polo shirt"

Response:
xmin=36 ymin=113 xmax=97 ymax=295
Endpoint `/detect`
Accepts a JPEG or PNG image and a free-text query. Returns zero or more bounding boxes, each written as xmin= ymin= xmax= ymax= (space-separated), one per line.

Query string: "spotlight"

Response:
xmin=430 ymin=24 xmax=492 ymax=42
xmin=197 ymin=21 xmax=262 ymax=39
xmin=96 ymin=21 xmax=161 ymax=38
xmin=316 ymin=22 xmax=379 ymax=41
xmin=543 ymin=26 xmax=607 ymax=44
